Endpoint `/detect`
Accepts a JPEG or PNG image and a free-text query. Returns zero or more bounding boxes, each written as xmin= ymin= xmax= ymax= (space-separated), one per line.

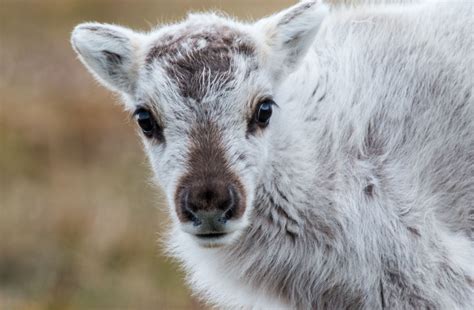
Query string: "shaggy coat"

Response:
xmin=71 ymin=0 xmax=473 ymax=308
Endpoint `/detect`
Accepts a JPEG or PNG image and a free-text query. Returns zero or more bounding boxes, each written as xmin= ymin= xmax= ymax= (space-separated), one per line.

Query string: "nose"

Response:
xmin=179 ymin=182 xmax=240 ymax=228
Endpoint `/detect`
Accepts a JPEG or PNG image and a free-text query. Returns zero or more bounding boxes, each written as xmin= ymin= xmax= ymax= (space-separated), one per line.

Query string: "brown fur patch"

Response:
xmin=174 ymin=121 xmax=246 ymax=222
xmin=146 ymin=25 xmax=255 ymax=100
xmin=364 ymin=183 xmax=375 ymax=197
xmin=407 ymin=226 xmax=421 ymax=237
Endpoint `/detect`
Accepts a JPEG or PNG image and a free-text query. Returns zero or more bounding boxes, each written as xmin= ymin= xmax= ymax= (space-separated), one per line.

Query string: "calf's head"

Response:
xmin=71 ymin=1 xmax=328 ymax=247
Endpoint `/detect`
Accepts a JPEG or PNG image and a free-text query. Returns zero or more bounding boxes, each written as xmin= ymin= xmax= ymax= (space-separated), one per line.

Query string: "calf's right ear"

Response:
xmin=71 ymin=23 xmax=143 ymax=94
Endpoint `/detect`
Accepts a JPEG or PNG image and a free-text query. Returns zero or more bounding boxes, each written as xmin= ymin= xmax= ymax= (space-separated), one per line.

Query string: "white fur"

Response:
xmin=72 ymin=0 xmax=474 ymax=308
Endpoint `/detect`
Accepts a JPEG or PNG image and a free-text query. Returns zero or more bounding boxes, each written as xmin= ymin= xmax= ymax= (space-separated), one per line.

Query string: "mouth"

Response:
xmin=194 ymin=232 xmax=228 ymax=239
xmin=189 ymin=231 xmax=237 ymax=248
xmin=180 ymin=218 xmax=246 ymax=248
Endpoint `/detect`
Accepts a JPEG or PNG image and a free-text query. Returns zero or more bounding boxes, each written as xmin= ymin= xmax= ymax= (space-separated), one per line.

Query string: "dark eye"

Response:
xmin=255 ymin=99 xmax=274 ymax=127
xmin=134 ymin=108 xmax=157 ymax=138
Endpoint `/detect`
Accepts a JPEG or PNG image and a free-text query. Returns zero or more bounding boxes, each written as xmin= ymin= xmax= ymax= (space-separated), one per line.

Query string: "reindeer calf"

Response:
xmin=71 ymin=0 xmax=473 ymax=308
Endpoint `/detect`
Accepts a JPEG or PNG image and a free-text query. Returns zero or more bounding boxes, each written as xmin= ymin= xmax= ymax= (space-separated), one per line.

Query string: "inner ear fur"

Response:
xmin=71 ymin=23 xmax=144 ymax=94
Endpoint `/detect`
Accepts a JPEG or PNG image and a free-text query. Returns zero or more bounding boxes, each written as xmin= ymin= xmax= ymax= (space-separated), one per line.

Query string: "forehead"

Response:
xmin=143 ymin=17 xmax=257 ymax=102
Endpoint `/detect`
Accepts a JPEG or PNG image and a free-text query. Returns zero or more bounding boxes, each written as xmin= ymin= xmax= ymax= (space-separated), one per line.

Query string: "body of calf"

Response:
xmin=72 ymin=0 xmax=473 ymax=308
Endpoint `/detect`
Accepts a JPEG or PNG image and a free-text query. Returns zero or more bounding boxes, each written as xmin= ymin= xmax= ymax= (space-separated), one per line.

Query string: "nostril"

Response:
xmin=218 ymin=209 xmax=233 ymax=224
xmin=220 ymin=186 xmax=239 ymax=223
xmin=185 ymin=207 xmax=202 ymax=226
xmin=181 ymin=189 xmax=202 ymax=226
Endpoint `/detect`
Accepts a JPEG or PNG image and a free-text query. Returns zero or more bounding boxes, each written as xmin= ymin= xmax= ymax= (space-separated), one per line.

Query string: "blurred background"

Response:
xmin=0 ymin=1 xmax=353 ymax=309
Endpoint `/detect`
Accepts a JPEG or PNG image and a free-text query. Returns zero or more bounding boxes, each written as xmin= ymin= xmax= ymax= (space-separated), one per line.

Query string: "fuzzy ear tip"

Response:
xmin=302 ymin=0 xmax=329 ymax=13
xmin=71 ymin=22 xmax=99 ymax=51
xmin=301 ymin=0 xmax=330 ymax=12
xmin=300 ymin=0 xmax=321 ymax=7
xmin=71 ymin=22 xmax=100 ymax=38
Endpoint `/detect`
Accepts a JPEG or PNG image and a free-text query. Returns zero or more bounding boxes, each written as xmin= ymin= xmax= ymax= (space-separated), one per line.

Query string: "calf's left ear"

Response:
xmin=255 ymin=0 xmax=329 ymax=79
xmin=71 ymin=23 xmax=143 ymax=94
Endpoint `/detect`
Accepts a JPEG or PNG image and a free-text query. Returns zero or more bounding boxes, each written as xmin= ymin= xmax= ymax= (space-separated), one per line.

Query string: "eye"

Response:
xmin=255 ymin=99 xmax=274 ymax=127
xmin=134 ymin=108 xmax=158 ymax=138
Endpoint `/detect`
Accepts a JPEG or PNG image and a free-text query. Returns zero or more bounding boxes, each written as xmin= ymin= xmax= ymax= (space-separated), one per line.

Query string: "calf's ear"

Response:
xmin=71 ymin=23 xmax=143 ymax=94
xmin=255 ymin=0 xmax=329 ymax=79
